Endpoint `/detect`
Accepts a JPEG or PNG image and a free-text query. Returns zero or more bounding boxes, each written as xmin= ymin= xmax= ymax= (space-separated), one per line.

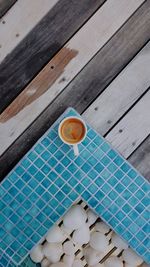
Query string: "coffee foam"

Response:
xmin=60 ymin=118 xmax=86 ymax=144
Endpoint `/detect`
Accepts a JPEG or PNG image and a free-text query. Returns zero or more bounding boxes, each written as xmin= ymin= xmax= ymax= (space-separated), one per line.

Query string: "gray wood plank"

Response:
xmin=0 ymin=0 xmax=105 ymax=112
xmin=0 ymin=0 xmax=145 ymax=155
xmin=0 ymin=0 xmax=16 ymax=18
xmin=83 ymin=42 xmax=150 ymax=136
xmin=0 ymin=0 xmax=59 ymax=63
xmin=105 ymin=89 xmax=150 ymax=158
xmin=129 ymin=135 xmax=150 ymax=181
xmin=0 ymin=0 xmax=149 ymax=180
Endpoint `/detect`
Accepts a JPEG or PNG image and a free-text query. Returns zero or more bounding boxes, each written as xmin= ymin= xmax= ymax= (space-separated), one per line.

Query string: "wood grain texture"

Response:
xmin=0 ymin=0 xmax=16 ymax=18
xmin=0 ymin=0 xmax=105 ymax=112
xmin=0 ymin=0 xmax=149 ymax=180
xmin=0 ymin=47 xmax=78 ymax=123
xmin=0 ymin=0 xmax=58 ymax=62
xmin=105 ymin=89 xmax=150 ymax=158
xmin=83 ymin=42 xmax=150 ymax=135
xmin=0 ymin=0 xmax=145 ymax=155
xmin=129 ymin=135 xmax=150 ymax=181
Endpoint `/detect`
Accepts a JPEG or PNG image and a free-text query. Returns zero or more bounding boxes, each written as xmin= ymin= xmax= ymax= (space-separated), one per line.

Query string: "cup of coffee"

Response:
xmin=58 ymin=116 xmax=87 ymax=156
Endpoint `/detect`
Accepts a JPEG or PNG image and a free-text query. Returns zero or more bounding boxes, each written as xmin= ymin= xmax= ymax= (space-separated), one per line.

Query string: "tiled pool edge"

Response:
xmin=0 ymin=108 xmax=149 ymax=265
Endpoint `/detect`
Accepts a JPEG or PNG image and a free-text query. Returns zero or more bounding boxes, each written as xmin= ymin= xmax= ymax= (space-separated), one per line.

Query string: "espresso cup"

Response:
xmin=58 ymin=116 xmax=87 ymax=156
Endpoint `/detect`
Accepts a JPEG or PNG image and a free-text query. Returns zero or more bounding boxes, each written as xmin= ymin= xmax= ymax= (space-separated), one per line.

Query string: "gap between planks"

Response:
xmin=129 ymin=135 xmax=150 ymax=181
xmin=0 ymin=0 xmax=150 ymax=180
xmin=105 ymin=89 xmax=150 ymax=158
xmin=0 ymin=0 xmax=145 ymax=156
xmin=40 ymin=200 xmax=147 ymax=267
xmin=0 ymin=0 xmax=17 ymax=18
xmin=1 ymin=45 xmax=150 ymax=158
xmin=83 ymin=42 xmax=150 ymax=158
xmin=0 ymin=1 xmax=150 ymax=179
xmin=0 ymin=0 xmax=58 ymax=62
xmin=83 ymin=42 xmax=150 ymax=137
xmin=0 ymin=0 xmax=105 ymax=112
xmin=51 ymin=200 xmax=120 ymax=266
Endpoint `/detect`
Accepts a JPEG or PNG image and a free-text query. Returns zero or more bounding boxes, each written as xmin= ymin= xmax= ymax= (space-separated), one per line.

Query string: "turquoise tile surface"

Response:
xmin=0 ymin=108 xmax=150 ymax=266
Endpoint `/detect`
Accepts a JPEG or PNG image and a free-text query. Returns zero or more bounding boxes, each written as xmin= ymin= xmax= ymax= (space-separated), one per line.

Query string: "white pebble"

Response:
xmin=63 ymin=205 xmax=87 ymax=230
xmin=72 ymin=259 xmax=84 ymax=267
xmin=63 ymin=254 xmax=75 ymax=266
xmin=83 ymin=246 xmax=103 ymax=266
xmin=90 ymin=232 xmax=109 ymax=252
xmin=61 ymin=224 xmax=72 ymax=235
xmin=30 ymin=244 xmax=44 ymax=263
xmin=111 ymin=232 xmax=128 ymax=250
xmin=73 ymin=224 xmax=90 ymax=245
xmin=122 ymin=248 xmax=143 ymax=266
xmin=95 ymin=222 xmax=110 ymax=234
xmin=43 ymin=242 xmax=63 ymax=263
xmin=46 ymin=225 xmax=64 ymax=243
xmin=63 ymin=241 xmax=75 ymax=255
xmin=105 ymin=256 xmax=123 ymax=267
xmin=87 ymin=210 xmax=98 ymax=227
xmin=50 ymin=263 xmax=66 ymax=267
xmin=41 ymin=258 xmax=50 ymax=267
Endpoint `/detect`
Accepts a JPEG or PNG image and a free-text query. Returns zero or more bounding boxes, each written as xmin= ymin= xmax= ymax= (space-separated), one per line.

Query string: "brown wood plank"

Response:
xmin=0 ymin=0 xmax=150 ymax=180
xmin=0 ymin=0 xmax=17 ymax=18
xmin=0 ymin=0 xmax=105 ymax=112
xmin=0 ymin=0 xmax=145 ymax=155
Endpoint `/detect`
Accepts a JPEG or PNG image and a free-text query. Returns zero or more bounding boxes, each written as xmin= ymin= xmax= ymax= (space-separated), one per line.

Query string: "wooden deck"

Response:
xmin=0 ymin=0 xmax=150 ymax=265
xmin=0 ymin=0 xmax=149 ymax=180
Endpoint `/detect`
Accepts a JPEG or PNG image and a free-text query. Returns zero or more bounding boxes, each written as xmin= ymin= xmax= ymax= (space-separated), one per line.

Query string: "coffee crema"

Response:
xmin=60 ymin=118 xmax=86 ymax=144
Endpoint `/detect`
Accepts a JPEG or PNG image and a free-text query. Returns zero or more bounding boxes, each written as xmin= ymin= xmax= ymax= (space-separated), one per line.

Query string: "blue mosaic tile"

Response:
xmin=0 ymin=108 xmax=150 ymax=266
xmin=107 ymin=162 xmax=118 ymax=173
xmin=95 ymin=177 xmax=104 ymax=187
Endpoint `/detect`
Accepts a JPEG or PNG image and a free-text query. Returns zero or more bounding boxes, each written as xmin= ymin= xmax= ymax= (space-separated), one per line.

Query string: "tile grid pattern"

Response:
xmin=0 ymin=108 xmax=149 ymax=266
xmin=0 ymin=252 xmax=38 ymax=267
xmin=0 ymin=253 xmax=13 ymax=267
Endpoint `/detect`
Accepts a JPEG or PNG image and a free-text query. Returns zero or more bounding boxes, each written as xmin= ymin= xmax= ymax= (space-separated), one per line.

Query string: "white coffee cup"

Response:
xmin=58 ymin=116 xmax=87 ymax=156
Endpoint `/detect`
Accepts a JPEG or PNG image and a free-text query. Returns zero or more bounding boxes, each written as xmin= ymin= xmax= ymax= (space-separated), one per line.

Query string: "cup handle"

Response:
xmin=73 ymin=144 xmax=79 ymax=156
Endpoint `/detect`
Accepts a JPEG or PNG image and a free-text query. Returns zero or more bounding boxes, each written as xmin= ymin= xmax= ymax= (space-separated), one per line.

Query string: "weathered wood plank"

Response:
xmin=0 ymin=0 xmax=58 ymax=62
xmin=0 ymin=0 xmax=149 ymax=180
xmin=129 ymin=135 xmax=150 ymax=181
xmin=0 ymin=0 xmax=16 ymax=18
xmin=0 ymin=0 xmax=105 ymax=111
xmin=83 ymin=42 xmax=150 ymax=135
xmin=106 ymin=90 xmax=150 ymax=158
xmin=0 ymin=0 xmax=145 ymax=155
